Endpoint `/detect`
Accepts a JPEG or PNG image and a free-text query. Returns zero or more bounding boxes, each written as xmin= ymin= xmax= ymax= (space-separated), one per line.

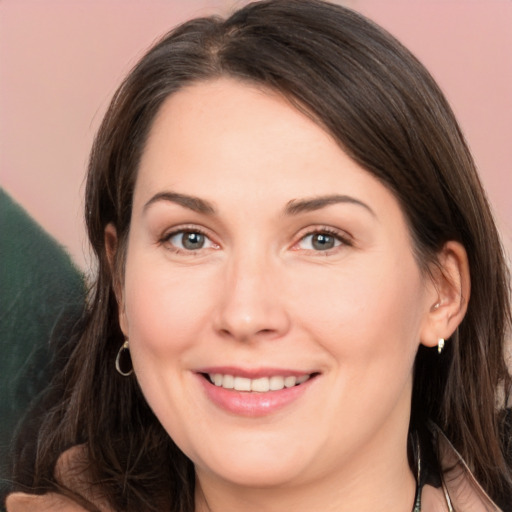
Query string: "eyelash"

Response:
xmin=292 ymin=226 xmax=353 ymax=254
xmin=159 ymin=226 xmax=217 ymax=255
xmin=159 ymin=225 xmax=353 ymax=255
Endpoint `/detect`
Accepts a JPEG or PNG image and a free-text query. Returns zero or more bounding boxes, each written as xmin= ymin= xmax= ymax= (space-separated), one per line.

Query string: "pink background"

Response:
xmin=1 ymin=0 xmax=511 ymax=270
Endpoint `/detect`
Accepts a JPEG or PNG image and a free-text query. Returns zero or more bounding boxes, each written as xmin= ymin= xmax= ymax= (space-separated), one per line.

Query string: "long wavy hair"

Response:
xmin=11 ymin=1 xmax=512 ymax=510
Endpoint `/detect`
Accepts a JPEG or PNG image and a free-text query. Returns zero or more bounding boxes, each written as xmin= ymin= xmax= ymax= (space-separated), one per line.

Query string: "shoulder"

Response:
xmin=6 ymin=445 xmax=113 ymax=512
xmin=432 ymin=423 xmax=505 ymax=512
xmin=6 ymin=491 xmax=89 ymax=512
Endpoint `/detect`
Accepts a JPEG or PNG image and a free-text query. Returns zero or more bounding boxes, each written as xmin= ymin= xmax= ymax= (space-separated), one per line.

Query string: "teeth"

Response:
xmin=284 ymin=376 xmax=297 ymax=388
xmin=208 ymin=373 xmax=311 ymax=392
xmin=269 ymin=376 xmax=285 ymax=391
xmin=251 ymin=377 xmax=270 ymax=392
xmin=296 ymin=375 xmax=309 ymax=384
xmin=222 ymin=374 xmax=234 ymax=389
xmin=233 ymin=376 xmax=251 ymax=391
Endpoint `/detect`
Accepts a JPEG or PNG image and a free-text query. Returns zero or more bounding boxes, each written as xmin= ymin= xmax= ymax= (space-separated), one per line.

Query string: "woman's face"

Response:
xmin=117 ymin=78 xmax=438 ymax=491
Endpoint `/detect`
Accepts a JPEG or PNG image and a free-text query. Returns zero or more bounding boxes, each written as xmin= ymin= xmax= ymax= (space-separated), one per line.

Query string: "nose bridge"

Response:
xmin=214 ymin=243 xmax=290 ymax=341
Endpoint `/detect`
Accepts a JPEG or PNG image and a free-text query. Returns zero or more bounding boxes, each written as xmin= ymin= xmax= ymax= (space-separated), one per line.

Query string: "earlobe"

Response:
xmin=420 ymin=241 xmax=470 ymax=348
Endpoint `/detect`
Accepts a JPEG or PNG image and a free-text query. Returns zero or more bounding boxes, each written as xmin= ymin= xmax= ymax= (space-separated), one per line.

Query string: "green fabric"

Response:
xmin=0 ymin=188 xmax=85 ymax=506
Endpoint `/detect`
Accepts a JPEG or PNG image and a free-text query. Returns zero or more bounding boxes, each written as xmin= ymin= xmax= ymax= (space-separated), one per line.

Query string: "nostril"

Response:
xmin=212 ymin=286 xmax=292 ymax=342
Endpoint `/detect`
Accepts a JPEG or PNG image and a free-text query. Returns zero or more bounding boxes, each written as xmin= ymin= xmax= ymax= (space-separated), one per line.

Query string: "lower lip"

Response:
xmin=197 ymin=375 xmax=316 ymax=417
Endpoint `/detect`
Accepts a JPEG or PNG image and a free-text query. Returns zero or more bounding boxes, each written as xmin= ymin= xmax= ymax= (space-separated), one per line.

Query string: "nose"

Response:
xmin=213 ymin=252 xmax=291 ymax=343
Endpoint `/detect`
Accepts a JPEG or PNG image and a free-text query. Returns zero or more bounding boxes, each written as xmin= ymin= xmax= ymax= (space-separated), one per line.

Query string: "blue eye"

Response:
xmin=166 ymin=230 xmax=215 ymax=251
xmin=298 ymin=232 xmax=343 ymax=251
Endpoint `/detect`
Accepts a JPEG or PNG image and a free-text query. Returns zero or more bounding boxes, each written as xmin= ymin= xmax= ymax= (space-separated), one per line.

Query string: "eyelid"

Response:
xmin=291 ymin=225 xmax=353 ymax=252
xmin=157 ymin=223 xmax=352 ymax=254
xmin=159 ymin=224 xmax=220 ymax=253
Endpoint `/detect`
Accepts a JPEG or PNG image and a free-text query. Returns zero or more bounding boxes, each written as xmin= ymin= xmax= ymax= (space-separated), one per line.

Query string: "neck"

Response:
xmin=195 ymin=434 xmax=417 ymax=512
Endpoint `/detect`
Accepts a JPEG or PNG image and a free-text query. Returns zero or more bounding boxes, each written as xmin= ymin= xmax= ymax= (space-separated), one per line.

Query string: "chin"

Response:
xmin=192 ymin=441 xmax=313 ymax=488
xmin=202 ymin=462 xmax=305 ymax=488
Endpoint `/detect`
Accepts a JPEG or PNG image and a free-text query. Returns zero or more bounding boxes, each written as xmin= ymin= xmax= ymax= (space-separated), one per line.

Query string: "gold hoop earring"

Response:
xmin=437 ymin=338 xmax=445 ymax=354
xmin=115 ymin=340 xmax=133 ymax=376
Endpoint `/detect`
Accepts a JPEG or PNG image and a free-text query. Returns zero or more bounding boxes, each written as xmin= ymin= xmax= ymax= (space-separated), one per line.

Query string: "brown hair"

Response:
xmin=11 ymin=0 xmax=512 ymax=510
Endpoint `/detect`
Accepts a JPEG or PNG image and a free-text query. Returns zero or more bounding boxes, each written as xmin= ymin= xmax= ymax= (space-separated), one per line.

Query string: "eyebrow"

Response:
xmin=285 ymin=194 xmax=375 ymax=216
xmin=143 ymin=191 xmax=216 ymax=215
xmin=143 ymin=191 xmax=374 ymax=218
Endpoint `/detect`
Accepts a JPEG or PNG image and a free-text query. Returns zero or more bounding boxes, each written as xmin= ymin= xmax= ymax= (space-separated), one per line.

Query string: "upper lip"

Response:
xmin=195 ymin=366 xmax=317 ymax=379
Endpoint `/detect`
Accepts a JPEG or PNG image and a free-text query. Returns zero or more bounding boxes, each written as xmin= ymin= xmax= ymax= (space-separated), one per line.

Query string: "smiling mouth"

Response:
xmin=203 ymin=373 xmax=318 ymax=393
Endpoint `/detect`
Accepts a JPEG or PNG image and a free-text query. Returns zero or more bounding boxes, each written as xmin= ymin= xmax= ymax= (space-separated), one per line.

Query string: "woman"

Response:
xmin=7 ymin=0 xmax=512 ymax=510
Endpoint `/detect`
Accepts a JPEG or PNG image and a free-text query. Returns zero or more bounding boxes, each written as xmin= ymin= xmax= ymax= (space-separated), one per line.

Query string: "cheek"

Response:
xmin=122 ymin=254 xmax=217 ymax=362
xmin=294 ymin=252 xmax=425 ymax=428
xmin=292 ymin=251 xmax=426 ymax=364
xmin=120 ymin=252 xmax=219 ymax=439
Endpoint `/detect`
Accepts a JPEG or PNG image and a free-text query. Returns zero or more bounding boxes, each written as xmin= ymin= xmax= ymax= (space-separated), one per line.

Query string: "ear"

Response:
xmin=104 ymin=223 xmax=129 ymax=337
xmin=104 ymin=223 xmax=118 ymax=272
xmin=420 ymin=241 xmax=470 ymax=348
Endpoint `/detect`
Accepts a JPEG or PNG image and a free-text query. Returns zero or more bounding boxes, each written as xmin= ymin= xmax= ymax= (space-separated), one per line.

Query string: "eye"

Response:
xmin=296 ymin=230 xmax=349 ymax=252
xmin=165 ymin=230 xmax=217 ymax=252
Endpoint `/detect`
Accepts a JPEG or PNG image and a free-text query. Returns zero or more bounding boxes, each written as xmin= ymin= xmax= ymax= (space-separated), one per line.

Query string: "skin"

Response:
xmin=107 ymin=78 xmax=469 ymax=512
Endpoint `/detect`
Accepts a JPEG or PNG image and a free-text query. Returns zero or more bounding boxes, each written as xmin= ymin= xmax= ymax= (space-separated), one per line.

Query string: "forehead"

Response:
xmin=135 ymin=78 xmax=385 ymax=206
xmin=140 ymin=79 xmax=337 ymax=175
